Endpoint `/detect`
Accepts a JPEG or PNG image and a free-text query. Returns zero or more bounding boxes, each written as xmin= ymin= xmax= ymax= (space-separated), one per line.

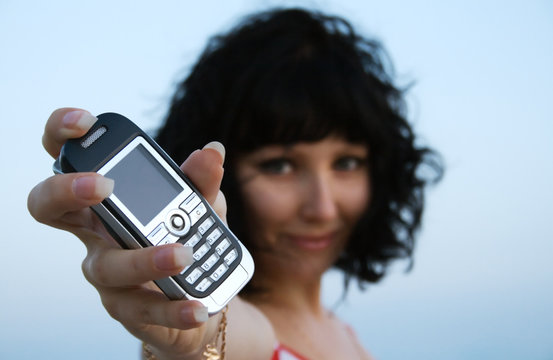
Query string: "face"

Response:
xmin=235 ymin=136 xmax=370 ymax=279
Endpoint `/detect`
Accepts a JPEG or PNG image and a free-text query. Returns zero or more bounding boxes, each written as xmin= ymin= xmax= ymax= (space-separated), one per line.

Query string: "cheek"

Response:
xmin=240 ymin=181 xmax=297 ymax=234
xmin=339 ymin=176 xmax=371 ymax=222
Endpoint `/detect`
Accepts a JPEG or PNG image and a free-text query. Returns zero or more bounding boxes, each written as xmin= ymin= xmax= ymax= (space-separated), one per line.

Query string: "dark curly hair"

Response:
xmin=156 ymin=7 xmax=443 ymax=291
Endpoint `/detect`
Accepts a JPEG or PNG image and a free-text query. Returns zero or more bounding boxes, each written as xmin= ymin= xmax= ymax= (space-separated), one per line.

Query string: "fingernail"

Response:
xmin=72 ymin=175 xmax=114 ymax=199
xmin=62 ymin=110 xmax=97 ymax=130
xmin=181 ymin=305 xmax=209 ymax=323
xmin=203 ymin=141 xmax=226 ymax=162
xmin=154 ymin=245 xmax=193 ymax=271
xmin=193 ymin=306 xmax=209 ymax=322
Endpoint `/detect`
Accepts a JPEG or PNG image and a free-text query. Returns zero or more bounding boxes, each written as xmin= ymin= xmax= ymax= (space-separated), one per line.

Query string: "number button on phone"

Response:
xmin=193 ymin=243 xmax=210 ymax=261
xmin=198 ymin=217 xmax=215 ymax=235
xmin=185 ymin=268 xmax=203 ymax=285
xmin=215 ymin=238 xmax=231 ymax=255
xmin=224 ymin=249 xmax=238 ymax=265
xmin=184 ymin=232 xmax=201 ymax=248
xmin=210 ymin=263 xmax=228 ymax=281
xmin=195 ymin=278 xmax=212 ymax=292
xmin=201 ymin=253 xmax=219 ymax=271
xmin=206 ymin=228 xmax=222 ymax=245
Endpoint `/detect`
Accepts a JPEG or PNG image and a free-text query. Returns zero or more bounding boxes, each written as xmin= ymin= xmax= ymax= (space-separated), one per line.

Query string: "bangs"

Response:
xmin=228 ymin=51 xmax=370 ymax=151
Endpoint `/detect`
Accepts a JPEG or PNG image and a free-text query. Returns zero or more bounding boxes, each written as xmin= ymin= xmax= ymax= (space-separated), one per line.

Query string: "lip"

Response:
xmin=286 ymin=232 xmax=336 ymax=251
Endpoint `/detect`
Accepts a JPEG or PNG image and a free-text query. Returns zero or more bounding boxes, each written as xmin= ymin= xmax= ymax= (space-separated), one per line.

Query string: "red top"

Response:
xmin=271 ymin=343 xmax=310 ymax=360
xmin=271 ymin=324 xmax=362 ymax=360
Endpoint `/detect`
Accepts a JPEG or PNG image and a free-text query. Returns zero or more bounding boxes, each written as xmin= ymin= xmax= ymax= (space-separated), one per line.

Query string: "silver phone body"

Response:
xmin=54 ymin=113 xmax=254 ymax=314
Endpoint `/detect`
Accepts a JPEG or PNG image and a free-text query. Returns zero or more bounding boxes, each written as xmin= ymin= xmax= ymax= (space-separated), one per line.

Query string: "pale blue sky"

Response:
xmin=1 ymin=1 xmax=552 ymax=359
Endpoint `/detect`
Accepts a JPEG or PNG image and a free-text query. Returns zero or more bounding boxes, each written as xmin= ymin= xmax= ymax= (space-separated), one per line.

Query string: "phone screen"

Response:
xmin=105 ymin=144 xmax=182 ymax=225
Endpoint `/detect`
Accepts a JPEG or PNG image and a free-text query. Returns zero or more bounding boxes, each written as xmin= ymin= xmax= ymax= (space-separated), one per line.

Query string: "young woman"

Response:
xmin=28 ymin=8 xmax=442 ymax=360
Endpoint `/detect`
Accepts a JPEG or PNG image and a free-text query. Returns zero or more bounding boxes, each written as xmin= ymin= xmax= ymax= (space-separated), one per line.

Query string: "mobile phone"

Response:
xmin=53 ymin=112 xmax=254 ymax=314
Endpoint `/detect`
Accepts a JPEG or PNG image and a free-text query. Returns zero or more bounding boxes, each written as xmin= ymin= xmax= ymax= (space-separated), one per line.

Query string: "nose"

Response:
xmin=299 ymin=172 xmax=338 ymax=222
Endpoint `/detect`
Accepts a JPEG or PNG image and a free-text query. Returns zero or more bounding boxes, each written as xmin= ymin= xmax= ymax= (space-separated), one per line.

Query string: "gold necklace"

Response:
xmin=202 ymin=305 xmax=228 ymax=360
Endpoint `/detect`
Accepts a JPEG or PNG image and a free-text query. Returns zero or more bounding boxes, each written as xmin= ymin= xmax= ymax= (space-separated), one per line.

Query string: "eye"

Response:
xmin=333 ymin=156 xmax=366 ymax=171
xmin=257 ymin=158 xmax=294 ymax=175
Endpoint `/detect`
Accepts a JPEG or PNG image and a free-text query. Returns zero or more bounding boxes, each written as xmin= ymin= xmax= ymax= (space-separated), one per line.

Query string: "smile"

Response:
xmin=286 ymin=232 xmax=337 ymax=251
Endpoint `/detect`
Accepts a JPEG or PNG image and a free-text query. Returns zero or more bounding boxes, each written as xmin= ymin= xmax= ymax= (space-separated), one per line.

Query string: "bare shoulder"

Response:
xmin=332 ymin=315 xmax=376 ymax=360
xmin=225 ymin=297 xmax=276 ymax=359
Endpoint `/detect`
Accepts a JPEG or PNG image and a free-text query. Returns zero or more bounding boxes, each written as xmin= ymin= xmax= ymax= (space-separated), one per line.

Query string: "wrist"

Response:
xmin=142 ymin=305 xmax=228 ymax=360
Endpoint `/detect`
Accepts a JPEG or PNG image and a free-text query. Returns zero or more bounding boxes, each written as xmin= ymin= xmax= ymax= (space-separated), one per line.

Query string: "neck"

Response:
xmin=246 ymin=265 xmax=327 ymax=318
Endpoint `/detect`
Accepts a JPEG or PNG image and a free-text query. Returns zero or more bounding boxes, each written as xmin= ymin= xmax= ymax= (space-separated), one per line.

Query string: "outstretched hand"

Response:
xmin=27 ymin=108 xmax=228 ymax=359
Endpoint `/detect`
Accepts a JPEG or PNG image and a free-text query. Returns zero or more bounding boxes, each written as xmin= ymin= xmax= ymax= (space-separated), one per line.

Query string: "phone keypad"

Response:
xmin=150 ymin=192 xmax=243 ymax=297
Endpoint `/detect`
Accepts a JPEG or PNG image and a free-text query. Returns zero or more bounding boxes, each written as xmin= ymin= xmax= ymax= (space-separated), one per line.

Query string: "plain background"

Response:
xmin=1 ymin=1 xmax=552 ymax=359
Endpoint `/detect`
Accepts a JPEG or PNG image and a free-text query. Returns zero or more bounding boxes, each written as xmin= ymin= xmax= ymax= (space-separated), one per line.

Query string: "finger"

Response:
xmin=180 ymin=142 xmax=225 ymax=205
xmin=202 ymin=141 xmax=226 ymax=162
xmin=212 ymin=190 xmax=228 ymax=223
xmin=27 ymin=173 xmax=114 ymax=229
xmin=82 ymin=243 xmax=194 ymax=287
xmin=42 ymin=108 xmax=97 ymax=158
xmin=101 ymin=288 xmax=209 ymax=331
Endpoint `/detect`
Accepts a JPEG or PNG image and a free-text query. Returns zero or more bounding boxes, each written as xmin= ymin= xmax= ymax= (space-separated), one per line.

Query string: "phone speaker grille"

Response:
xmin=81 ymin=126 xmax=107 ymax=148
